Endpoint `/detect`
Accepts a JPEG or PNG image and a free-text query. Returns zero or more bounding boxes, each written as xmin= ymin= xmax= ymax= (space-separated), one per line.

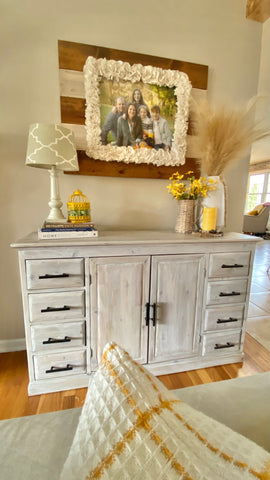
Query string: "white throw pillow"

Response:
xmin=60 ymin=343 xmax=270 ymax=479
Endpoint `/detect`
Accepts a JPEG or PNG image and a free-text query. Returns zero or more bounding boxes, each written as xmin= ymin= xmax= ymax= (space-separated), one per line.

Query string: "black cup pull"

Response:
xmin=41 ymin=305 xmax=70 ymax=313
xmin=43 ymin=336 xmax=71 ymax=345
xmin=217 ymin=317 xmax=238 ymax=324
xmin=45 ymin=364 xmax=73 ymax=374
xmin=221 ymin=264 xmax=243 ymax=269
xmin=214 ymin=342 xmax=235 ymax=349
xmin=39 ymin=273 xmax=69 ymax=279
xmin=219 ymin=291 xmax=241 ymax=297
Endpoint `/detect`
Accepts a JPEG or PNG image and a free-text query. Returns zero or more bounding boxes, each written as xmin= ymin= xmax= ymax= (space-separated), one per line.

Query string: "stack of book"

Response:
xmin=38 ymin=222 xmax=98 ymax=239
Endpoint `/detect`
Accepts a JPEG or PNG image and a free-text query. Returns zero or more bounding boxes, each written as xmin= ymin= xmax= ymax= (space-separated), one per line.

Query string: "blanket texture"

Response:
xmin=60 ymin=343 xmax=270 ymax=480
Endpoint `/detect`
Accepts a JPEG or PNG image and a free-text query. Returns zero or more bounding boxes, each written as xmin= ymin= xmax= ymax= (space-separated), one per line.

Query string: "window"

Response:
xmin=245 ymin=172 xmax=270 ymax=213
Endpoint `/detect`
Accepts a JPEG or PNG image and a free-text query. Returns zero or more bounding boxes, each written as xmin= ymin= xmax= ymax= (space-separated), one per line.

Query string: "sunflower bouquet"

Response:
xmin=167 ymin=171 xmax=216 ymax=200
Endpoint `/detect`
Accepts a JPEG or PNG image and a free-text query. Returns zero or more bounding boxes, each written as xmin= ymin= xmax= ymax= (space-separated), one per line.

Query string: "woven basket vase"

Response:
xmin=175 ymin=199 xmax=195 ymax=233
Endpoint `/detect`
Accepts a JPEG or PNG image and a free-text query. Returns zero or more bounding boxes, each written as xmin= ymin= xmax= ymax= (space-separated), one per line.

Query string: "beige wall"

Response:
xmin=251 ymin=18 xmax=270 ymax=163
xmin=0 ymin=0 xmax=263 ymax=343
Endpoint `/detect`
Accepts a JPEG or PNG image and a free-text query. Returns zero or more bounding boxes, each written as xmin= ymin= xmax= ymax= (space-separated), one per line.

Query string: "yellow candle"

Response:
xmin=202 ymin=207 xmax=217 ymax=231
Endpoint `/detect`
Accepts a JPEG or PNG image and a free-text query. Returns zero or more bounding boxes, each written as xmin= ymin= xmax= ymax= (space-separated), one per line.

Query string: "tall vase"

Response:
xmin=175 ymin=199 xmax=196 ymax=233
xmin=200 ymin=176 xmax=226 ymax=231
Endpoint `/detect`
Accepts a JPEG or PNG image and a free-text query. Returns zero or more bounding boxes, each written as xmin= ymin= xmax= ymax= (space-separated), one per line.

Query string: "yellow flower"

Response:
xmin=167 ymin=172 xmax=216 ymax=201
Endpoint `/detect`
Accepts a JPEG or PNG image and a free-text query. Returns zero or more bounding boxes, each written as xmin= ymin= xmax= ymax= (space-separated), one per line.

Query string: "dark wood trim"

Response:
xmin=65 ymin=152 xmax=200 ymax=179
xmin=58 ymin=40 xmax=208 ymax=89
xmin=60 ymin=97 xmax=86 ymax=124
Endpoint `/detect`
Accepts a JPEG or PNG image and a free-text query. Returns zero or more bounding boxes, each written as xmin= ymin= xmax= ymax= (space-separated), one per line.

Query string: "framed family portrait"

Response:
xmin=58 ymin=40 xmax=208 ymax=178
xmin=84 ymin=56 xmax=192 ymax=167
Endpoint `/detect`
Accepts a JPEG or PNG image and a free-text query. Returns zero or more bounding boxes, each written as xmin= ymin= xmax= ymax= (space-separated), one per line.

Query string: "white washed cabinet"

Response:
xmin=11 ymin=231 xmax=259 ymax=395
xmin=90 ymin=254 xmax=205 ymax=369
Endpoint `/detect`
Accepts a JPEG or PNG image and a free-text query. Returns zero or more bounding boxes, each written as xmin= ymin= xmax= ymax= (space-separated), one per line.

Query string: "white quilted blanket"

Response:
xmin=60 ymin=343 xmax=270 ymax=479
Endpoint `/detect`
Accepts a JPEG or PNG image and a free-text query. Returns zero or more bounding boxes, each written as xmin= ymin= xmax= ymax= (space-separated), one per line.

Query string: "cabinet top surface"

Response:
xmin=11 ymin=230 xmax=261 ymax=249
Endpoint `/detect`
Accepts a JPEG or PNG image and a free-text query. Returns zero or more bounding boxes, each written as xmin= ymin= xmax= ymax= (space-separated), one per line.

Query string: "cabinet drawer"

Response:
xmin=209 ymin=252 xmax=250 ymax=278
xmin=204 ymin=306 xmax=244 ymax=331
xmin=202 ymin=330 xmax=241 ymax=356
xmin=31 ymin=322 xmax=85 ymax=351
xmin=34 ymin=350 xmax=86 ymax=380
xmin=29 ymin=291 xmax=85 ymax=322
xmin=206 ymin=279 xmax=248 ymax=305
xmin=26 ymin=259 xmax=84 ymax=289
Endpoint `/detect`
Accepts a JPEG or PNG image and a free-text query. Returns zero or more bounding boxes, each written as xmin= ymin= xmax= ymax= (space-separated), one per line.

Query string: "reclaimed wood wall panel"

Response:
xmin=58 ymin=40 xmax=208 ymax=179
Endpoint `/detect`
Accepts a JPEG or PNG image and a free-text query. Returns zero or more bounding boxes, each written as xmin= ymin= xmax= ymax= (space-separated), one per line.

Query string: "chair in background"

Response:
xmin=243 ymin=204 xmax=270 ymax=234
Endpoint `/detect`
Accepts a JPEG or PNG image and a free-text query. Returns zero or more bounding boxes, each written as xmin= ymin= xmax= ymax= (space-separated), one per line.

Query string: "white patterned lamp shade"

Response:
xmin=26 ymin=124 xmax=79 ymax=223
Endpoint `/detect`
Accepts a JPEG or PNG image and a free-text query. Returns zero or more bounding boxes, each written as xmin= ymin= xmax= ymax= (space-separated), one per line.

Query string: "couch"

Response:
xmin=0 ymin=344 xmax=269 ymax=479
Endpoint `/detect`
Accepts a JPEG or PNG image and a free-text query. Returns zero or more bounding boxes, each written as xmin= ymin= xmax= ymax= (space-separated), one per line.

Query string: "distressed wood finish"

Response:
xmin=11 ymin=231 xmax=259 ymax=395
xmin=31 ymin=321 xmax=85 ymax=351
xmin=90 ymin=256 xmax=150 ymax=368
xmin=26 ymin=258 xmax=84 ymax=289
xmin=28 ymin=291 xmax=85 ymax=323
xmin=58 ymin=40 xmax=208 ymax=178
xmin=33 ymin=350 xmax=86 ymax=380
xmin=149 ymin=254 xmax=205 ymax=363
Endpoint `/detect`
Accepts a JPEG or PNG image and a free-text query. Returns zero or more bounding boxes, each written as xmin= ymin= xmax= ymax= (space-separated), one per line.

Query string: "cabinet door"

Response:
xmin=149 ymin=254 xmax=205 ymax=364
xmin=90 ymin=256 xmax=150 ymax=369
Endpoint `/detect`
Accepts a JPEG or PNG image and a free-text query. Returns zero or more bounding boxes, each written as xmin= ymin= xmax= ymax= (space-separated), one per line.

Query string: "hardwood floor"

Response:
xmin=0 ymin=333 xmax=269 ymax=421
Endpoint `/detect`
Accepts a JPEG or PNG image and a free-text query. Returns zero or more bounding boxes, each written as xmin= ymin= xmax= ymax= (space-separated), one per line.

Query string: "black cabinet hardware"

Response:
xmin=45 ymin=364 xmax=73 ymax=373
xmin=221 ymin=264 xmax=243 ymax=269
xmin=217 ymin=317 xmax=238 ymax=324
xmin=43 ymin=336 xmax=71 ymax=344
xmin=41 ymin=306 xmax=70 ymax=313
xmin=145 ymin=302 xmax=150 ymax=326
xmin=151 ymin=303 xmax=156 ymax=327
xmin=214 ymin=342 xmax=235 ymax=349
xmin=219 ymin=291 xmax=240 ymax=297
xmin=39 ymin=273 xmax=69 ymax=279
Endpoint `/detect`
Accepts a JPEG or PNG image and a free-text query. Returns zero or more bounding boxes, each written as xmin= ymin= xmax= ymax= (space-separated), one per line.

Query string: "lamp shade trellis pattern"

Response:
xmin=25 ymin=124 xmax=79 ymax=171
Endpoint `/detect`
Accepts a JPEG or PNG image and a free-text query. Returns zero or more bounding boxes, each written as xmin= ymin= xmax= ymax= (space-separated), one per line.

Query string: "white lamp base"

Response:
xmin=46 ymin=166 xmax=66 ymax=223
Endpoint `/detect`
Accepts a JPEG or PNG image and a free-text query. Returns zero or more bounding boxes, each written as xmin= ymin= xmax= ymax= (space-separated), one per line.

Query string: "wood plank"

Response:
xmin=0 ymin=331 xmax=269 ymax=419
xmin=58 ymin=40 xmax=208 ymax=90
xmin=60 ymin=97 xmax=86 ymax=125
xmin=65 ymin=153 xmax=200 ymax=179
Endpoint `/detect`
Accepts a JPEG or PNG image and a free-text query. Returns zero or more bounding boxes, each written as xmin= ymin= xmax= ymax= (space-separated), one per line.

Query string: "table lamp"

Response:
xmin=26 ymin=123 xmax=79 ymax=223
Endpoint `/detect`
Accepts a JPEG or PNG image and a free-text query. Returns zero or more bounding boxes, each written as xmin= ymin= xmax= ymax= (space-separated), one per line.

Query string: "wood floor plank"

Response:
xmin=0 ymin=332 xmax=269 ymax=420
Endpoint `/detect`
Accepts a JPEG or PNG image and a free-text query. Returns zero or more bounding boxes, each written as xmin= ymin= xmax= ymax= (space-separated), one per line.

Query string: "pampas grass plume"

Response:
xmin=192 ymin=97 xmax=270 ymax=176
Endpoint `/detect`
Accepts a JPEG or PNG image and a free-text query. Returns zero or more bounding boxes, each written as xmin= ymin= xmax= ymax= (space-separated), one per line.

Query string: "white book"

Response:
xmin=38 ymin=229 xmax=98 ymax=239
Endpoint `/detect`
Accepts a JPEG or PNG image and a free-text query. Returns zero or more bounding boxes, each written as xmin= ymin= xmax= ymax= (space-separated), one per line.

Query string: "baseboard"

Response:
xmin=0 ymin=338 xmax=26 ymax=353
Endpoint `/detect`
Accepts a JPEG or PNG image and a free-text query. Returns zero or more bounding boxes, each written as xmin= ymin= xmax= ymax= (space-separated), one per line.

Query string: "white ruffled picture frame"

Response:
xmin=84 ymin=56 xmax=192 ymax=167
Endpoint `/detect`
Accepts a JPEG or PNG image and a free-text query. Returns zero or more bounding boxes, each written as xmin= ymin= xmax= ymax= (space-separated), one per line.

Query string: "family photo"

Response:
xmin=100 ymin=79 xmax=177 ymax=151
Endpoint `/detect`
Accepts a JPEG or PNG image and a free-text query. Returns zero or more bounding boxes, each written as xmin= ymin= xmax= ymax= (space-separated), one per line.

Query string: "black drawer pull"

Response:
xmin=39 ymin=273 xmax=69 ymax=279
xmin=219 ymin=291 xmax=241 ymax=297
xmin=221 ymin=264 xmax=243 ymax=269
xmin=214 ymin=342 xmax=235 ymax=349
xmin=217 ymin=317 xmax=238 ymax=324
xmin=45 ymin=364 xmax=73 ymax=373
xmin=41 ymin=305 xmax=70 ymax=313
xmin=43 ymin=336 xmax=71 ymax=345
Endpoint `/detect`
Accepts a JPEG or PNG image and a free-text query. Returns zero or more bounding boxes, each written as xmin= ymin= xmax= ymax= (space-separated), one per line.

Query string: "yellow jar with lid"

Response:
xmin=67 ymin=190 xmax=91 ymax=223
